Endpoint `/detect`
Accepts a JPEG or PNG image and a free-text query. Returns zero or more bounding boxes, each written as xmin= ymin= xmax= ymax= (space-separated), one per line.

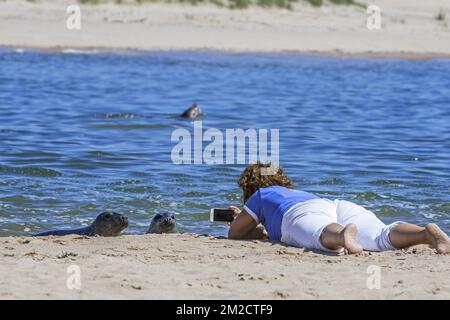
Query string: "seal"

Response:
xmin=180 ymin=103 xmax=201 ymax=119
xmin=33 ymin=212 xmax=128 ymax=237
xmin=146 ymin=213 xmax=177 ymax=234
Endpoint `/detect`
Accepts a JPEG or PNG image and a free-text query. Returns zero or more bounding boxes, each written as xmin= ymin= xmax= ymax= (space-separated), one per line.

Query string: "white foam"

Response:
xmin=61 ymin=48 xmax=98 ymax=55
xmin=422 ymin=213 xmax=439 ymax=220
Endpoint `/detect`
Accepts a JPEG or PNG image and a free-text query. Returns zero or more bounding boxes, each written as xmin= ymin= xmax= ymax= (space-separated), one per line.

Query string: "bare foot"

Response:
xmin=425 ymin=223 xmax=450 ymax=254
xmin=340 ymin=224 xmax=363 ymax=255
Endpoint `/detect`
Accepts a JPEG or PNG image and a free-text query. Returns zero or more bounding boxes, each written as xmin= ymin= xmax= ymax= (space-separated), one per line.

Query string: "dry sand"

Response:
xmin=0 ymin=0 xmax=450 ymax=57
xmin=0 ymin=234 xmax=449 ymax=299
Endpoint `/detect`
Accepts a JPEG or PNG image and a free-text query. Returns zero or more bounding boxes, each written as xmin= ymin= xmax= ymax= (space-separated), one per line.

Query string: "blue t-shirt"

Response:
xmin=243 ymin=186 xmax=319 ymax=241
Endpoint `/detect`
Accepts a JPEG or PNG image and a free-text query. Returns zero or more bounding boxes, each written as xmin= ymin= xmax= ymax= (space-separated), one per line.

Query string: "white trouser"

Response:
xmin=280 ymin=199 xmax=403 ymax=253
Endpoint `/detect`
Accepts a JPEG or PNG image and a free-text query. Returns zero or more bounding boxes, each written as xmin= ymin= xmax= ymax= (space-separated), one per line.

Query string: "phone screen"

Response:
xmin=210 ymin=208 xmax=235 ymax=222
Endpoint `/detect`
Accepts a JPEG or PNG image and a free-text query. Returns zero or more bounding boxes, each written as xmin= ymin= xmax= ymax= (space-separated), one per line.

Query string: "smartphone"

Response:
xmin=210 ymin=208 xmax=236 ymax=222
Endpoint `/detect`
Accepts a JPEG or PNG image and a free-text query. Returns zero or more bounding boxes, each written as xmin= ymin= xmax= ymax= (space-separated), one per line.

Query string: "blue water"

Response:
xmin=0 ymin=48 xmax=449 ymax=237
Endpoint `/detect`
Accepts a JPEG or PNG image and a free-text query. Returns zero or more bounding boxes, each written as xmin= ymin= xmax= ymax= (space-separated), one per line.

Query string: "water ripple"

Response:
xmin=0 ymin=50 xmax=449 ymax=235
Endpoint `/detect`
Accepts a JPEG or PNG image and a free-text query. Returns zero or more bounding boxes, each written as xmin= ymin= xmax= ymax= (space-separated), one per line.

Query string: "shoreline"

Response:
xmin=1 ymin=234 xmax=449 ymax=299
xmin=4 ymin=45 xmax=450 ymax=60
xmin=1 ymin=1 xmax=450 ymax=60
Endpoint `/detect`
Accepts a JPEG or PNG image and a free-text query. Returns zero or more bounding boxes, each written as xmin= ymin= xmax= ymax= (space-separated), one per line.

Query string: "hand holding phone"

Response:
xmin=210 ymin=208 xmax=237 ymax=222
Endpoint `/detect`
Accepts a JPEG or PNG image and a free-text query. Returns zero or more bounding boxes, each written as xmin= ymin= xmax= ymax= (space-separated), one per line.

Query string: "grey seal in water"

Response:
xmin=33 ymin=212 xmax=128 ymax=237
xmin=180 ymin=103 xmax=201 ymax=119
xmin=146 ymin=213 xmax=177 ymax=234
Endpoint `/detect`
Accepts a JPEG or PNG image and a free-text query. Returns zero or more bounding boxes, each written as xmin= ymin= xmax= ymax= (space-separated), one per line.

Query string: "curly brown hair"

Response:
xmin=238 ymin=162 xmax=294 ymax=203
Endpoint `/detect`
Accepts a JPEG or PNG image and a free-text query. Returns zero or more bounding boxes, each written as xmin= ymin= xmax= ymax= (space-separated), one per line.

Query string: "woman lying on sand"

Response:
xmin=228 ymin=163 xmax=450 ymax=254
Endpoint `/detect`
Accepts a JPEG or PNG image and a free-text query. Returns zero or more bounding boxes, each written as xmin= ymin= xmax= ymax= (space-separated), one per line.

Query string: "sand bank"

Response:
xmin=1 ymin=234 xmax=449 ymax=299
xmin=0 ymin=0 xmax=450 ymax=58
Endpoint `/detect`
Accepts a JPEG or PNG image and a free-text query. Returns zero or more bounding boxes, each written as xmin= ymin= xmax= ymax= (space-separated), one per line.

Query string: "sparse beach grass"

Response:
xmin=77 ymin=0 xmax=361 ymax=10
xmin=435 ymin=9 xmax=446 ymax=21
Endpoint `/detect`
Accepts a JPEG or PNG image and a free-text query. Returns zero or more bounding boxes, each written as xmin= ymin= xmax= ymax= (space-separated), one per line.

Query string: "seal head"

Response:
xmin=180 ymin=103 xmax=201 ymax=119
xmin=90 ymin=211 xmax=129 ymax=236
xmin=147 ymin=213 xmax=177 ymax=234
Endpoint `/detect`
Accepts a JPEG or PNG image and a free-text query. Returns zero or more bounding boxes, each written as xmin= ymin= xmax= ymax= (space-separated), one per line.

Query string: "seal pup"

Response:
xmin=33 ymin=212 xmax=128 ymax=237
xmin=180 ymin=103 xmax=201 ymax=119
xmin=146 ymin=213 xmax=177 ymax=234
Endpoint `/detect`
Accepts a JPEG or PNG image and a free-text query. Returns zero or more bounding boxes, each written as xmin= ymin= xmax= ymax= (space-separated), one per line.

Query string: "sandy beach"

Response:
xmin=0 ymin=0 xmax=449 ymax=57
xmin=0 ymin=234 xmax=449 ymax=299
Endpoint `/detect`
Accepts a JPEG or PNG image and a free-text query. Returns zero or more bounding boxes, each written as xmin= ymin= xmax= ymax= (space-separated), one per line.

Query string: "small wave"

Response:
xmin=0 ymin=195 xmax=61 ymax=206
xmin=182 ymin=191 xmax=213 ymax=197
xmin=179 ymin=202 xmax=210 ymax=210
xmin=205 ymin=166 xmax=239 ymax=173
xmin=103 ymin=113 xmax=145 ymax=120
xmin=89 ymin=124 xmax=169 ymax=130
xmin=106 ymin=179 xmax=142 ymax=186
xmin=421 ymin=213 xmax=441 ymax=220
xmin=369 ymin=179 xmax=403 ymax=186
xmin=0 ymin=195 xmax=31 ymax=205
xmin=113 ymin=186 xmax=157 ymax=193
xmin=429 ymin=202 xmax=450 ymax=213
xmin=57 ymin=209 xmax=82 ymax=216
xmin=374 ymin=205 xmax=410 ymax=217
xmin=165 ymin=173 xmax=193 ymax=183
xmin=123 ymin=199 xmax=154 ymax=207
xmin=354 ymin=191 xmax=390 ymax=201
xmin=0 ymin=165 xmax=62 ymax=177
xmin=79 ymin=203 xmax=100 ymax=211
xmin=317 ymin=178 xmax=347 ymax=185
xmin=85 ymin=150 xmax=115 ymax=158
xmin=224 ymin=192 xmax=242 ymax=201
xmin=310 ymin=190 xmax=342 ymax=197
